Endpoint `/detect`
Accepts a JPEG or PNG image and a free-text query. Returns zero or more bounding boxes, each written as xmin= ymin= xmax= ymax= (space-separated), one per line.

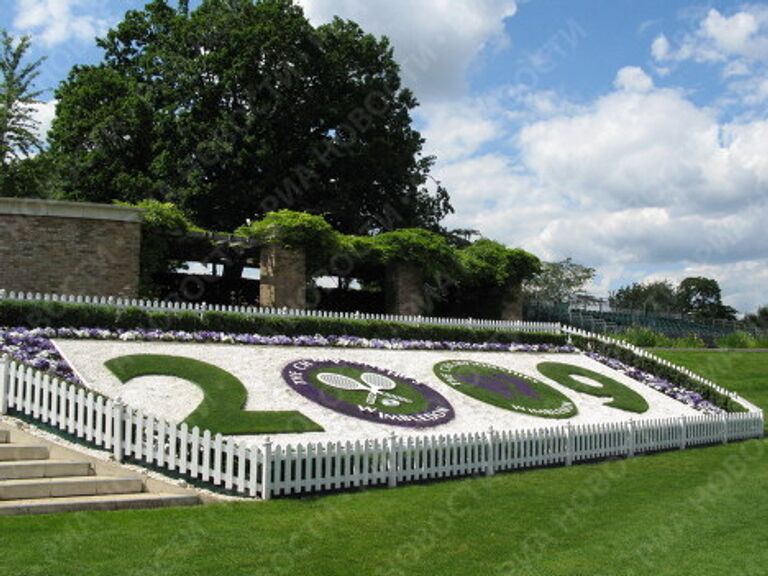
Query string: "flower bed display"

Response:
xmin=0 ymin=326 xmax=735 ymax=417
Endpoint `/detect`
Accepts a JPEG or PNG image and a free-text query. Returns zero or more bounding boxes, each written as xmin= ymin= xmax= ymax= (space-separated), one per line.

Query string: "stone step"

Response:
xmin=0 ymin=492 xmax=200 ymax=516
xmin=0 ymin=444 xmax=49 ymax=462
xmin=0 ymin=430 xmax=9 ymax=443
xmin=0 ymin=476 xmax=143 ymax=500
xmin=0 ymin=460 xmax=93 ymax=480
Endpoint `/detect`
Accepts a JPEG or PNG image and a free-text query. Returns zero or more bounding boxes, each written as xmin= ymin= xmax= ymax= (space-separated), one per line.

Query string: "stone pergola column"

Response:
xmin=386 ymin=263 xmax=426 ymax=316
xmin=499 ymin=280 xmax=524 ymax=321
xmin=259 ymin=244 xmax=306 ymax=309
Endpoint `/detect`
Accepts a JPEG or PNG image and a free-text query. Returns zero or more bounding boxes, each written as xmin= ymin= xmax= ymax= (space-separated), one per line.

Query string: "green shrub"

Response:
xmin=0 ymin=300 xmax=567 ymax=346
xmin=237 ymin=210 xmax=340 ymax=267
xmin=671 ymin=335 xmax=707 ymax=348
xmin=716 ymin=331 xmax=758 ymax=349
xmin=617 ymin=326 xmax=673 ymax=347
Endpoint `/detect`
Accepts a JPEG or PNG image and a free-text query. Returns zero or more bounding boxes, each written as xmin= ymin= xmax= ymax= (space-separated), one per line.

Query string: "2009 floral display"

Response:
xmin=0 ymin=326 xmax=731 ymax=415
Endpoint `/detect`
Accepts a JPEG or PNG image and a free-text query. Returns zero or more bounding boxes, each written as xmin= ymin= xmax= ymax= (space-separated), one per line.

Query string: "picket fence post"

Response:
xmin=0 ymin=355 xmax=9 ymax=415
xmin=113 ymin=401 xmax=124 ymax=462
xmin=721 ymin=414 xmax=728 ymax=445
xmin=486 ymin=427 xmax=495 ymax=476
xmin=679 ymin=416 xmax=687 ymax=450
xmin=626 ymin=420 xmax=635 ymax=457
xmin=388 ymin=432 xmax=398 ymax=488
xmin=261 ymin=438 xmax=272 ymax=500
xmin=565 ymin=423 xmax=574 ymax=466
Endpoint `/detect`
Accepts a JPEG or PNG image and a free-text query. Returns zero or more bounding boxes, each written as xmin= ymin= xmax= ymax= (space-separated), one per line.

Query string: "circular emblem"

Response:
xmin=433 ymin=360 xmax=577 ymax=419
xmin=283 ymin=359 xmax=455 ymax=428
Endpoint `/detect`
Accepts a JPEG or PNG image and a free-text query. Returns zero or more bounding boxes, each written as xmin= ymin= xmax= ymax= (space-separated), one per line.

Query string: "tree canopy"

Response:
xmin=0 ymin=30 xmax=52 ymax=198
xmin=523 ymin=258 xmax=596 ymax=305
xmin=609 ymin=280 xmax=677 ymax=313
xmin=0 ymin=30 xmax=44 ymax=164
xmin=49 ymin=0 xmax=452 ymax=233
xmin=609 ymin=276 xmax=737 ymax=320
xmin=676 ymin=276 xmax=736 ymax=320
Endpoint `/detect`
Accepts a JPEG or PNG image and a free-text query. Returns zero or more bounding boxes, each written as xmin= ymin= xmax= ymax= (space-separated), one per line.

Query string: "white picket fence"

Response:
xmin=0 ymin=289 xmax=560 ymax=334
xmin=0 ymin=356 xmax=763 ymax=499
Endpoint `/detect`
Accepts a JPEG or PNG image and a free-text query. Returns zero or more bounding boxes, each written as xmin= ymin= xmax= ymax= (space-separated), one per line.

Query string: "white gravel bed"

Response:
xmin=54 ymin=339 xmax=701 ymax=447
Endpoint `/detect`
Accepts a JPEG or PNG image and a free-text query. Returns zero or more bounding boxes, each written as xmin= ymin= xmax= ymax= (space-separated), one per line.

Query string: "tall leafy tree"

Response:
xmin=49 ymin=0 xmax=452 ymax=233
xmin=676 ymin=276 xmax=736 ymax=320
xmin=0 ymin=30 xmax=45 ymax=165
xmin=609 ymin=280 xmax=677 ymax=313
xmin=523 ymin=258 xmax=596 ymax=306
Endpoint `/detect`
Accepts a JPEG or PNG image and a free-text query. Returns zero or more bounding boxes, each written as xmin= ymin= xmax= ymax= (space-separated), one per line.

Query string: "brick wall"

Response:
xmin=386 ymin=263 xmax=426 ymax=316
xmin=259 ymin=244 xmax=306 ymax=308
xmin=0 ymin=199 xmax=142 ymax=297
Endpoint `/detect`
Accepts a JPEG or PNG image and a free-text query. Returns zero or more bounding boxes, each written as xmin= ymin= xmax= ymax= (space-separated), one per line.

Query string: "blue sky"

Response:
xmin=2 ymin=1 xmax=767 ymax=313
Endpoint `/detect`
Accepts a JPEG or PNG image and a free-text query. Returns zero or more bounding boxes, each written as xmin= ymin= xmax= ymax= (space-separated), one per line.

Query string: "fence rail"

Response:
xmin=0 ymin=355 xmax=762 ymax=500
xmin=0 ymin=289 xmax=561 ymax=334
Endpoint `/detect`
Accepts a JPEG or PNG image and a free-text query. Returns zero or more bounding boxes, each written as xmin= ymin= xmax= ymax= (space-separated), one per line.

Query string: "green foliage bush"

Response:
xmin=617 ymin=327 xmax=707 ymax=348
xmin=458 ymin=239 xmax=541 ymax=288
xmin=0 ymin=300 xmax=567 ymax=346
xmin=365 ymin=228 xmax=458 ymax=277
xmin=715 ymin=331 xmax=759 ymax=349
xmin=237 ymin=210 xmax=340 ymax=266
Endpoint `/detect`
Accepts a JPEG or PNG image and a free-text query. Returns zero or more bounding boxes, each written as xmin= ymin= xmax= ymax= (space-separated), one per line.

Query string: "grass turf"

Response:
xmin=1 ymin=350 xmax=765 ymax=576
xmin=105 ymin=354 xmax=323 ymax=435
xmin=654 ymin=349 xmax=768 ymax=429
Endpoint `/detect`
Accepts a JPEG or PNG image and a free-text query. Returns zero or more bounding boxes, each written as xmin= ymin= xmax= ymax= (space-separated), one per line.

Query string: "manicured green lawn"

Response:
xmin=106 ymin=354 xmax=323 ymax=435
xmin=1 ymin=351 xmax=765 ymax=576
xmin=654 ymin=350 xmax=768 ymax=424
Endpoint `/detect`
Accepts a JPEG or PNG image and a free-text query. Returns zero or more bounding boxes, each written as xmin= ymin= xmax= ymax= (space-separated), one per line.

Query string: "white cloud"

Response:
xmin=31 ymin=99 xmax=56 ymax=143
xmin=701 ymin=8 xmax=766 ymax=59
xmin=12 ymin=0 xmax=111 ymax=46
xmin=423 ymin=67 xmax=768 ymax=312
xmin=297 ymin=0 xmax=517 ymax=99
xmin=614 ymin=66 xmax=654 ymax=92
xmin=653 ymin=6 xmax=768 ymax=66
xmin=651 ymin=34 xmax=670 ymax=61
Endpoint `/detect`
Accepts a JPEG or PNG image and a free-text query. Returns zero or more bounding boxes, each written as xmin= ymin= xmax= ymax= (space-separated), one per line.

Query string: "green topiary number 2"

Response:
xmin=536 ymin=362 xmax=649 ymax=414
xmin=105 ymin=354 xmax=323 ymax=435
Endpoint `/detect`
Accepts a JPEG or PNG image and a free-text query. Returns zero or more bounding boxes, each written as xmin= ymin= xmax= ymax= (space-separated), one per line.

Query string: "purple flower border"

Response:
xmin=586 ymin=352 xmax=724 ymax=415
xmin=0 ymin=326 xmax=574 ymax=386
xmin=283 ymin=359 xmax=455 ymax=428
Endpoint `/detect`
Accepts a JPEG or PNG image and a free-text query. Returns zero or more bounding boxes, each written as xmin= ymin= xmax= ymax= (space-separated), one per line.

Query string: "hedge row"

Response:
xmin=570 ymin=335 xmax=746 ymax=413
xmin=0 ymin=301 xmax=567 ymax=346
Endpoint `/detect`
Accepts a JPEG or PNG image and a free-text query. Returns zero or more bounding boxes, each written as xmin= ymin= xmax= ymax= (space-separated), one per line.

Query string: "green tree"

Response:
xmin=609 ymin=280 xmax=677 ymax=313
xmin=523 ymin=258 xmax=595 ymax=306
xmin=0 ymin=30 xmax=47 ymax=195
xmin=676 ymin=276 xmax=736 ymax=320
xmin=744 ymin=306 xmax=768 ymax=329
xmin=49 ymin=0 xmax=452 ymax=233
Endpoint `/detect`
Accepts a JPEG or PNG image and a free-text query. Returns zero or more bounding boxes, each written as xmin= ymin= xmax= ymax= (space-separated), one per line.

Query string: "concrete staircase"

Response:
xmin=0 ymin=428 xmax=200 ymax=515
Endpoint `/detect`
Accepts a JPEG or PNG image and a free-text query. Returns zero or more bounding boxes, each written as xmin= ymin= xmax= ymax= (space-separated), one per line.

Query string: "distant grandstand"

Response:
xmin=525 ymin=301 xmax=758 ymax=343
